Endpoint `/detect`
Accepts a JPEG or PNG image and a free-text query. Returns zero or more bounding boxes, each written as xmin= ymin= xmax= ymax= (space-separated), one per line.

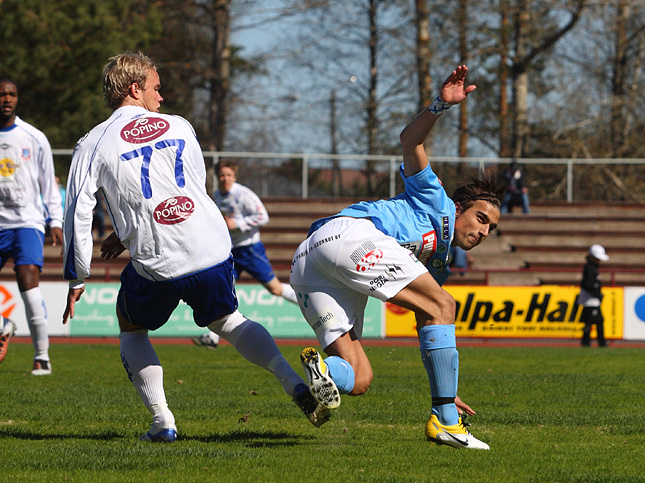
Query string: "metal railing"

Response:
xmin=53 ymin=149 xmax=645 ymax=203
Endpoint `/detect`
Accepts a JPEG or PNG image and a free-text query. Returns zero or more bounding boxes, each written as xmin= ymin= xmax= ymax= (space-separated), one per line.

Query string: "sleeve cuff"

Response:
xmin=68 ymin=280 xmax=85 ymax=290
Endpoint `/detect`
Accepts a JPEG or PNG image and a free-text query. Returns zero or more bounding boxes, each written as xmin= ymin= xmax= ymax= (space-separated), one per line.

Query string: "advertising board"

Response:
xmin=386 ymin=285 xmax=623 ymax=339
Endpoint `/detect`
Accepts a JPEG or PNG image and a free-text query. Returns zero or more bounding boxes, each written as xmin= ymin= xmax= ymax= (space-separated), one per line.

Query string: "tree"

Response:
xmin=414 ymin=0 xmax=434 ymax=155
xmin=273 ymin=0 xmax=415 ymax=195
xmin=0 ymin=0 xmax=161 ymax=147
xmin=365 ymin=0 xmax=380 ymax=194
xmin=554 ymin=0 xmax=645 ymax=200
xmin=414 ymin=0 xmax=433 ymax=114
xmin=498 ymin=0 xmax=512 ymax=158
xmin=208 ymin=0 xmax=232 ymax=153
xmin=145 ymin=0 xmax=201 ymax=125
xmin=0 ymin=0 xmax=162 ymax=176
xmin=457 ymin=0 xmax=470 ymax=159
xmin=510 ymin=0 xmax=587 ymax=158
xmin=530 ymin=0 xmax=644 ymax=159
xmin=607 ymin=0 xmax=644 ymax=158
xmin=147 ymin=0 xmax=268 ymax=192
xmin=146 ymin=0 xmax=236 ymax=155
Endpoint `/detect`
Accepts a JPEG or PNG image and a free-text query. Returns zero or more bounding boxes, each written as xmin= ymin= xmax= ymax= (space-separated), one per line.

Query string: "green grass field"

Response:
xmin=1 ymin=341 xmax=644 ymax=482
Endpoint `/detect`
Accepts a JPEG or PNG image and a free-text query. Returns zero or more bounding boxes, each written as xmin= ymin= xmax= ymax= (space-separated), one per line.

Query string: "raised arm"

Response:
xmin=399 ymin=65 xmax=476 ymax=177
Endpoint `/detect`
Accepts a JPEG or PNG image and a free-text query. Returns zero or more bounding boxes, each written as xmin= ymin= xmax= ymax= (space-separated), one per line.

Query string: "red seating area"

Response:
xmin=6 ymin=200 xmax=644 ymax=287
xmin=259 ymin=200 xmax=645 ymax=287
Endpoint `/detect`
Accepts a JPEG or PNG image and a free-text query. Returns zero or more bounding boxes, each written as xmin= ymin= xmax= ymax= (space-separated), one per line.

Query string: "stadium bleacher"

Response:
xmin=259 ymin=200 xmax=645 ymax=287
xmin=8 ymin=199 xmax=644 ymax=287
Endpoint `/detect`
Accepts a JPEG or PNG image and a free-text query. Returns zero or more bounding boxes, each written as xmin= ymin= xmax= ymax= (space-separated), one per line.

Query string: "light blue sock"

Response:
xmin=324 ymin=355 xmax=355 ymax=394
xmin=419 ymin=325 xmax=459 ymax=426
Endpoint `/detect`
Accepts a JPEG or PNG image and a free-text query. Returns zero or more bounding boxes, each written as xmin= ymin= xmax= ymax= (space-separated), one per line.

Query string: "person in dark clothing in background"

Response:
xmin=578 ymin=245 xmax=609 ymax=347
xmin=500 ymin=161 xmax=530 ymax=214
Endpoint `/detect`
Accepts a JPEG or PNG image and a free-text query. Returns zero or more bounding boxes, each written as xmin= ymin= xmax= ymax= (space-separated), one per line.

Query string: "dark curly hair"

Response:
xmin=451 ymin=169 xmax=507 ymax=210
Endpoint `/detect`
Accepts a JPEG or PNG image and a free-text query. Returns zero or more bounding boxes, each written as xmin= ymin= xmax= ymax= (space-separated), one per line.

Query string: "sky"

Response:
xmin=228 ymin=3 xmax=499 ymax=159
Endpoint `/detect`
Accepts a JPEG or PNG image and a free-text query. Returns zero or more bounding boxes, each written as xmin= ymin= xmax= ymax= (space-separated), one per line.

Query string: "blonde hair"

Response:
xmin=102 ymin=52 xmax=157 ymax=110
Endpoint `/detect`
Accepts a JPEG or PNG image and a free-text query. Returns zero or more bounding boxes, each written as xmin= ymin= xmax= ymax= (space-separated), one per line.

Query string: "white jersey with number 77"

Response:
xmin=64 ymin=105 xmax=231 ymax=283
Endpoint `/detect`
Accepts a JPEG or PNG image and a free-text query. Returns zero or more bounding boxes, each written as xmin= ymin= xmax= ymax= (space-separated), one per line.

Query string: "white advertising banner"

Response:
xmin=0 ymin=281 xmax=380 ymax=339
xmin=623 ymin=287 xmax=645 ymax=340
xmin=4 ymin=280 xmax=643 ymax=341
xmin=0 ymin=281 xmax=70 ymax=336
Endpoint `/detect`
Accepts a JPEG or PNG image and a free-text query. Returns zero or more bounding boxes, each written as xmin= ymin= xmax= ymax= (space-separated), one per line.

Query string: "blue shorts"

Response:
xmin=232 ymin=242 xmax=276 ymax=284
xmin=117 ymin=256 xmax=238 ymax=330
xmin=0 ymin=228 xmax=45 ymax=269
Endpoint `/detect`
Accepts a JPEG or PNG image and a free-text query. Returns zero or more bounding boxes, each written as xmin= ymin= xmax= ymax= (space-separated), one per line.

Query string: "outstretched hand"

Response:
xmin=455 ymin=395 xmax=476 ymax=416
xmin=62 ymin=286 xmax=84 ymax=324
xmin=440 ymin=65 xmax=476 ymax=105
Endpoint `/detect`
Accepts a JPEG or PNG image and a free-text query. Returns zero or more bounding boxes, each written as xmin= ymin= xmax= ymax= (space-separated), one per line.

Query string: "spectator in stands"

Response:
xmin=500 ymin=161 xmax=530 ymax=214
xmin=192 ymin=160 xmax=297 ymax=349
xmin=291 ymin=66 xmax=506 ymax=450
xmin=62 ymin=52 xmax=333 ymax=442
xmin=578 ymin=244 xmax=609 ymax=347
xmin=0 ymin=77 xmax=62 ymax=375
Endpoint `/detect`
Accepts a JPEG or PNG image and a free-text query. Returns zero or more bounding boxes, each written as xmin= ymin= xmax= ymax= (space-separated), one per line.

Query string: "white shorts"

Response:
xmin=290 ymin=217 xmax=428 ymax=349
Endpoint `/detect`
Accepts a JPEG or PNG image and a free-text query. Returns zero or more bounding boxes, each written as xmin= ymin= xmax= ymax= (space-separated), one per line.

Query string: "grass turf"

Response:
xmin=1 ymin=342 xmax=644 ymax=482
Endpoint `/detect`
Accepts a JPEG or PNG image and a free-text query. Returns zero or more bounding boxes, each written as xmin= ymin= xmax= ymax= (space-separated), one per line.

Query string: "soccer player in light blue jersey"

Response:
xmin=292 ymin=65 xmax=506 ymax=450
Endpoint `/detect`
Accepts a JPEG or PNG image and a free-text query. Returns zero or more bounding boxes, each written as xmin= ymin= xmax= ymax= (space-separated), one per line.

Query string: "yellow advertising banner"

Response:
xmin=385 ymin=285 xmax=623 ymax=339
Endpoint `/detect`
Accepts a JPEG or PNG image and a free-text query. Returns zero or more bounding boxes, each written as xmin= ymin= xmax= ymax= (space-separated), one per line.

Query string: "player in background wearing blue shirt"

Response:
xmin=193 ymin=160 xmax=298 ymax=349
xmin=292 ymin=66 xmax=506 ymax=450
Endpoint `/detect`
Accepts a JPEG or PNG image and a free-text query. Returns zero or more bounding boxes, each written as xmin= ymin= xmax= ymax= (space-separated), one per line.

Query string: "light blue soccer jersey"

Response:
xmin=309 ymin=163 xmax=455 ymax=286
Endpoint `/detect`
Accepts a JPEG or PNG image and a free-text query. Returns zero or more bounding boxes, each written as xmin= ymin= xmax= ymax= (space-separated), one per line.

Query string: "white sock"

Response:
xmin=211 ymin=313 xmax=303 ymax=395
xmin=21 ymin=287 xmax=49 ymax=361
xmin=208 ymin=331 xmax=220 ymax=344
xmin=119 ymin=330 xmax=175 ymax=429
xmin=280 ymin=283 xmax=298 ymax=304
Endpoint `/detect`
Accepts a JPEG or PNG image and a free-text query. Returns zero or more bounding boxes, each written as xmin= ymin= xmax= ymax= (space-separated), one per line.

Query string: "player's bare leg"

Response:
xmin=321 ymin=329 xmax=372 ymax=396
xmin=264 ymin=277 xmax=298 ymax=304
xmin=389 ymin=272 xmax=489 ymax=449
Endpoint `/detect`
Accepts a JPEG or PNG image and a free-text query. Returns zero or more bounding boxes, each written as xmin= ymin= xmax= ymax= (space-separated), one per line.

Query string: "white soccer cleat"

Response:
xmin=31 ymin=359 xmax=52 ymax=376
xmin=425 ymin=414 xmax=490 ymax=450
xmin=300 ymin=347 xmax=341 ymax=409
